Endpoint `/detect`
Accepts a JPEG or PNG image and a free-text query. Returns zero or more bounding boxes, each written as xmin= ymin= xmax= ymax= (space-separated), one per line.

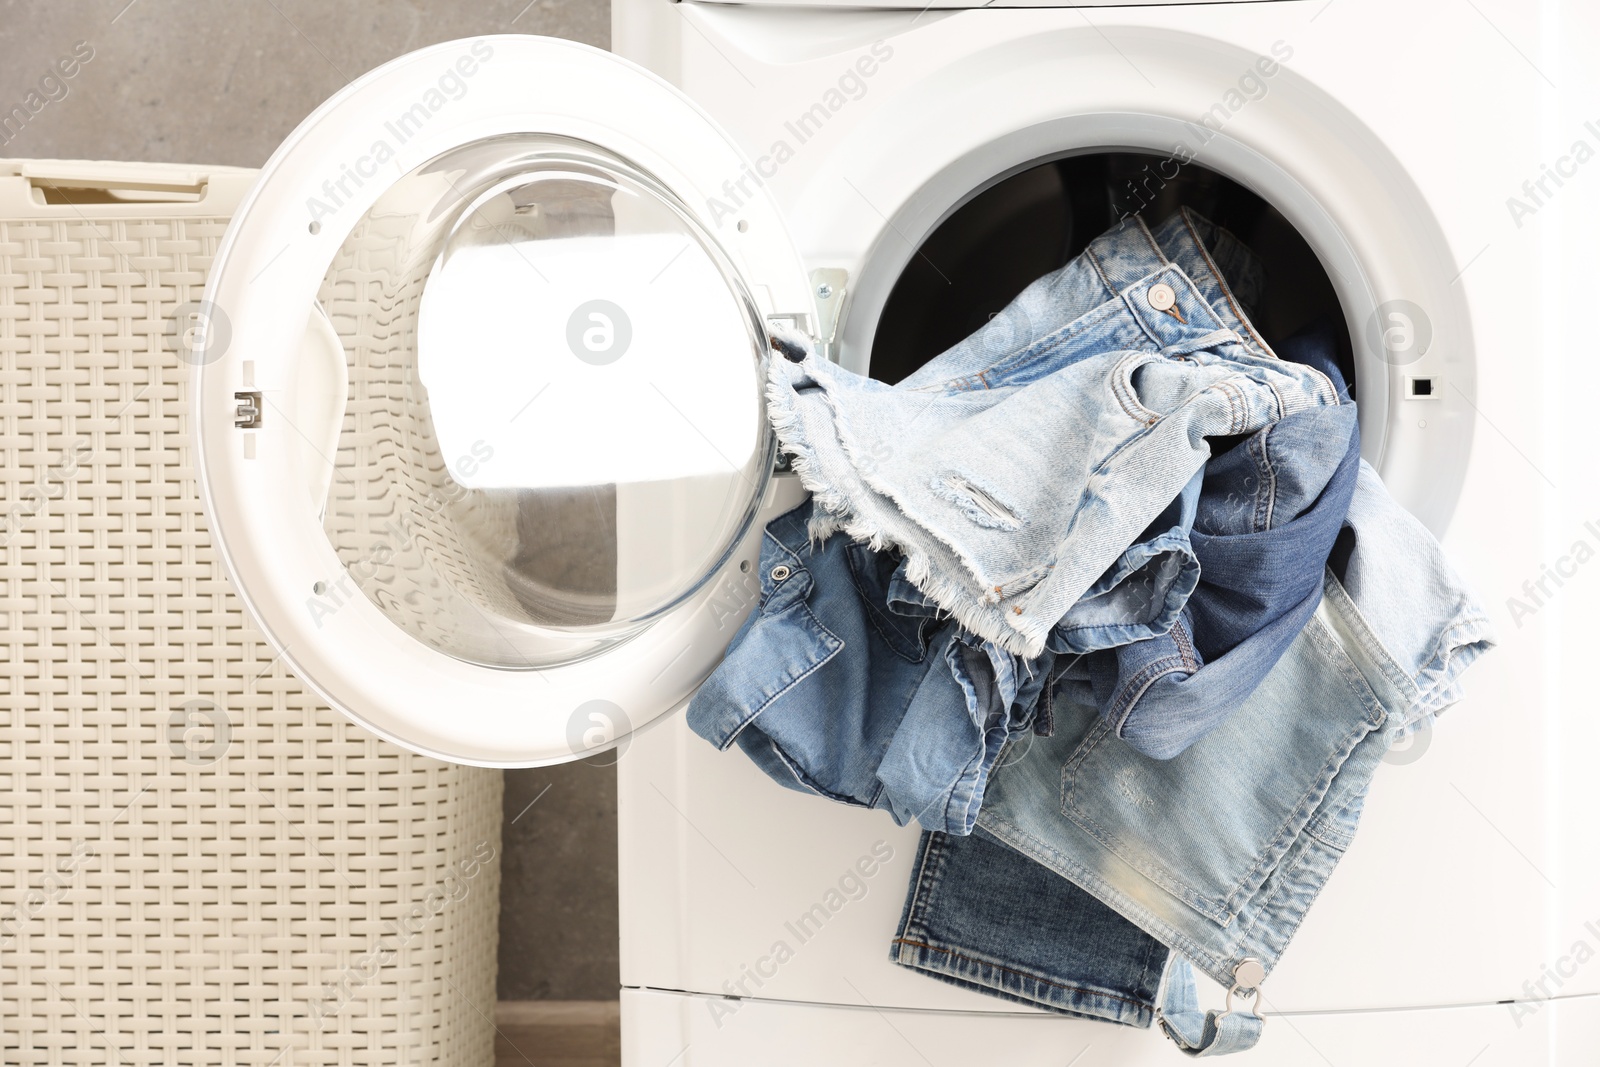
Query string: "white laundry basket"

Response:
xmin=0 ymin=160 xmax=501 ymax=1067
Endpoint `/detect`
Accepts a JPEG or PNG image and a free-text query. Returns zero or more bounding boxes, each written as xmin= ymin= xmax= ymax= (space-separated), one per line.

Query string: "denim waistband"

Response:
xmin=894 ymin=209 xmax=1277 ymax=390
xmin=892 ymin=215 xmax=1174 ymax=390
xmin=1150 ymin=208 xmax=1277 ymax=362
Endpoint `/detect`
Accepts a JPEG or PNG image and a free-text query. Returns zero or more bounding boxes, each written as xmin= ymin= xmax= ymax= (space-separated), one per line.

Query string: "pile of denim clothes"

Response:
xmin=687 ymin=208 xmax=1495 ymax=1056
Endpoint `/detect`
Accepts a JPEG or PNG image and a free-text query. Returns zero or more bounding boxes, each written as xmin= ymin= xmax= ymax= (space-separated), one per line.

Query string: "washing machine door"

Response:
xmin=193 ymin=36 xmax=815 ymax=766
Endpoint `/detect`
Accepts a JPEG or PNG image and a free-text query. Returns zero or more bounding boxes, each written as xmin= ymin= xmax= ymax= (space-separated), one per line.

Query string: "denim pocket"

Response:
xmin=1058 ymin=614 xmax=1386 ymax=925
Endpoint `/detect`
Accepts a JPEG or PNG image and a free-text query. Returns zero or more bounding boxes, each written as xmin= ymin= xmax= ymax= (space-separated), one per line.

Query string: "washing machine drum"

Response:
xmin=196 ymin=37 xmax=813 ymax=765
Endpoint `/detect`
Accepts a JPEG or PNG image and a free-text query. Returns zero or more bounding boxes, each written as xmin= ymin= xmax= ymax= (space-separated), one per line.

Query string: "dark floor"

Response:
xmin=0 ymin=0 xmax=619 ymax=1006
xmin=495 ymin=997 xmax=621 ymax=1067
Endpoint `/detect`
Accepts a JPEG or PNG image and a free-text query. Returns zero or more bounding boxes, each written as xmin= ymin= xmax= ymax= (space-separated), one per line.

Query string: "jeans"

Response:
xmin=768 ymin=217 xmax=1340 ymax=658
xmin=976 ymin=553 xmax=1493 ymax=1004
xmin=891 ymin=828 xmax=1169 ymax=1026
xmin=890 ymin=206 xmax=1272 ymax=387
xmin=1149 ymin=209 xmax=1274 ymax=361
xmin=891 ymin=828 xmax=1263 ymax=1055
xmin=701 ymin=213 xmax=1327 ymax=823
xmin=1277 ymin=323 xmax=1489 ymax=733
xmin=888 ymin=217 xmax=1492 ymax=1055
xmin=1073 ymin=393 xmax=1363 ymax=759
xmin=685 ymin=500 xmax=1055 ymax=834
xmin=1338 ymin=460 xmax=1494 ymax=733
xmin=966 ymin=222 xmax=1357 ymax=759
xmin=1047 ymin=465 xmax=1201 ymax=656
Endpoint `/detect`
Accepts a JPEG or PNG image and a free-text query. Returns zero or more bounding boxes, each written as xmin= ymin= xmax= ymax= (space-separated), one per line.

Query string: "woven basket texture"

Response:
xmin=0 ymin=207 xmax=502 ymax=1066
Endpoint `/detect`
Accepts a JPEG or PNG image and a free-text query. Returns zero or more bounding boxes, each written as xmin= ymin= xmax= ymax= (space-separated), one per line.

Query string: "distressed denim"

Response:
xmin=888 ymin=263 xmax=1491 ymax=1057
xmin=768 ymin=217 xmax=1339 ymax=658
xmin=1047 ymin=465 xmax=1201 ymax=656
xmin=685 ymin=499 xmax=1055 ymax=834
xmin=1072 ymin=399 xmax=1362 ymax=759
xmin=930 ymin=266 xmax=1490 ymax=1053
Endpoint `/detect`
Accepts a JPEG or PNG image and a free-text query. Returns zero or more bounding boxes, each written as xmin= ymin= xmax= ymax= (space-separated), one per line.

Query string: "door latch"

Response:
xmin=234 ymin=391 xmax=262 ymax=429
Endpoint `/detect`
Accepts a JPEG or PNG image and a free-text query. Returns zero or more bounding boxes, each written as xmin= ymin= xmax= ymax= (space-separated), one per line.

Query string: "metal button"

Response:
xmin=770 ymin=565 xmax=791 ymax=582
xmin=1147 ymin=283 xmax=1177 ymax=312
xmin=1233 ymin=958 xmax=1266 ymax=991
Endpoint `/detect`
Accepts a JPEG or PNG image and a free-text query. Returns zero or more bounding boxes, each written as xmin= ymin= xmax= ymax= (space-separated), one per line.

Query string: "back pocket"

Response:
xmin=1060 ymin=614 xmax=1385 ymax=925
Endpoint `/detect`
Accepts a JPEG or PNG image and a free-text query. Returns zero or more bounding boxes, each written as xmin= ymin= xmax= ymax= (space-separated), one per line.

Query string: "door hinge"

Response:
xmin=810 ymin=267 xmax=848 ymax=361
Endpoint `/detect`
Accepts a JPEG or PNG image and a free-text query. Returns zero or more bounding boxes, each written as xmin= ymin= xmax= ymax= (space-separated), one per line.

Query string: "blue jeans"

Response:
xmin=691 ymin=213 xmax=1338 ymax=829
xmin=891 ymin=828 xmax=1169 ymax=1026
xmin=1072 ymin=388 xmax=1363 ymax=759
xmin=685 ymin=499 xmax=1056 ymax=835
xmin=889 ymin=207 xmax=1273 ymax=387
xmin=891 ymin=224 xmax=1493 ymax=1056
xmin=1149 ymin=209 xmax=1275 ymax=361
xmin=976 ymin=564 xmax=1492 ymax=1011
xmin=1281 ymin=323 xmax=1485 ymax=735
xmin=892 ymin=827 xmax=1274 ymax=1055
xmin=768 ymin=218 xmax=1340 ymax=658
xmin=961 ymin=510 xmax=1493 ymax=1054
xmin=1012 ymin=224 xmax=1361 ymax=759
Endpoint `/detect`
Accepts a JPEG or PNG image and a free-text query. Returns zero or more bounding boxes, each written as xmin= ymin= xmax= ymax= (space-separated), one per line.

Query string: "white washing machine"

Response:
xmin=191 ymin=1 xmax=1600 ymax=1063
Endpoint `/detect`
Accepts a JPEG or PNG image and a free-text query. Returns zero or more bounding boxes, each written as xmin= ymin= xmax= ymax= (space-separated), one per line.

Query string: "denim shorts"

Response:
xmin=768 ymin=218 xmax=1339 ymax=658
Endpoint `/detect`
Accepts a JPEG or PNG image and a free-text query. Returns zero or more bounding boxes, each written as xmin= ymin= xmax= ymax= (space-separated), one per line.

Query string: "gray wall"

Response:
xmin=0 ymin=0 xmax=619 ymax=1003
xmin=0 ymin=0 xmax=608 ymax=165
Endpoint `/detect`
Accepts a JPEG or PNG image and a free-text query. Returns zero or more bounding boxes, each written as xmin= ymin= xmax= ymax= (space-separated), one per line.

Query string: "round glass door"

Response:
xmin=297 ymin=135 xmax=773 ymax=669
